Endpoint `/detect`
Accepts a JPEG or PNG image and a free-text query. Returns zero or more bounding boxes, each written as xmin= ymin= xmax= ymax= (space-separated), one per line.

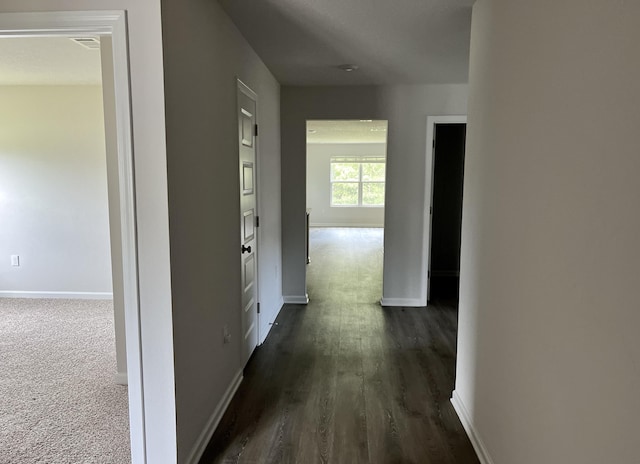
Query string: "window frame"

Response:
xmin=330 ymin=156 xmax=386 ymax=207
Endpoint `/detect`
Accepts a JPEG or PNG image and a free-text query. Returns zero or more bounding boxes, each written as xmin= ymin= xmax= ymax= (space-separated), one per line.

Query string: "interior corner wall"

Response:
xmin=0 ymin=86 xmax=112 ymax=297
xmin=282 ymin=85 xmax=468 ymax=301
xmin=456 ymin=1 xmax=640 ymax=463
xmin=159 ymin=0 xmax=282 ymax=461
xmin=306 ymin=143 xmax=386 ymax=227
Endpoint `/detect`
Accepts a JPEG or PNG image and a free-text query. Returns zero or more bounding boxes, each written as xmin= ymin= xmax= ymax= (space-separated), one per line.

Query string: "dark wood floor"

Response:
xmin=200 ymin=228 xmax=479 ymax=464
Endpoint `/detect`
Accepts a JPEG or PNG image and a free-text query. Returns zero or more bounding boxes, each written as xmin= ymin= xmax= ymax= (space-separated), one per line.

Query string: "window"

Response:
xmin=330 ymin=156 xmax=385 ymax=206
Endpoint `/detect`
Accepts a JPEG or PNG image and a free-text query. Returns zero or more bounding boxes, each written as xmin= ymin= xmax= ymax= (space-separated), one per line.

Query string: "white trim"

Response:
xmin=0 ymin=11 xmax=122 ymax=36
xmin=451 ymin=391 xmax=495 ymax=464
xmin=185 ymin=370 xmax=243 ymax=464
xmin=105 ymin=15 xmax=148 ymax=464
xmin=115 ymin=372 xmax=128 ymax=386
xmin=310 ymin=223 xmax=384 ymax=228
xmin=283 ymin=294 xmax=309 ymax=304
xmin=423 ymin=115 xmax=467 ymax=303
xmin=0 ymin=291 xmax=113 ymax=300
xmin=379 ymin=297 xmax=425 ymax=307
xmin=252 ymin=77 xmax=270 ymax=349
xmin=0 ymin=11 xmax=147 ymax=464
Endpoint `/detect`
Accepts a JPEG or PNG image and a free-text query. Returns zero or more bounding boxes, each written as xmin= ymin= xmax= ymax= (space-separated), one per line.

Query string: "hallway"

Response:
xmin=201 ymin=228 xmax=478 ymax=463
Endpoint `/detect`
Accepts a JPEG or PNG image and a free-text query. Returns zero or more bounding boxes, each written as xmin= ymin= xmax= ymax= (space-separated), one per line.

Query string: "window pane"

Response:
xmin=362 ymin=183 xmax=385 ymax=206
xmin=332 ymin=183 xmax=359 ymax=205
xmin=362 ymin=162 xmax=385 ymax=181
xmin=331 ymin=163 xmax=360 ymax=181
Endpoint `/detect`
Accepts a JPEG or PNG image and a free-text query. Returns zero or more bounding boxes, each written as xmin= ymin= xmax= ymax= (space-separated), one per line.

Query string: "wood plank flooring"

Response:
xmin=199 ymin=228 xmax=479 ymax=464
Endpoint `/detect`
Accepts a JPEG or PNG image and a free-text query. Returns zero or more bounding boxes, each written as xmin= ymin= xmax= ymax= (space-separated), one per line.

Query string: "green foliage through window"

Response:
xmin=332 ymin=183 xmax=359 ymax=205
xmin=362 ymin=182 xmax=385 ymax=205
xmin=331 ymin=163 xmax=360 ymax=181
xmin=330 ymin=157 xmax=385 ymax=207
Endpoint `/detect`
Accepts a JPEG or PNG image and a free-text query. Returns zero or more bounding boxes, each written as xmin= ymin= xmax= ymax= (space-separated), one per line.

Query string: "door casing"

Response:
xmin=0 ymin=11 xmax=147 ymax=463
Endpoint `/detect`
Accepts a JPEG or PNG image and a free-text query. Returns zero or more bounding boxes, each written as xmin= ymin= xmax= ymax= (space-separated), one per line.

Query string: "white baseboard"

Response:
xmin=451 ymin=390 xmax=495 ymax=464
xmin=283 ymin=294 xmax=309 ymax=304
xmin=379 ymin=297 xmax=426 ymax=307
xmin=114 ymin=372 xmax=128 ymax=386
xmin=310 ymin=223 xmax=384 ymax=228
xmin=0 ymin=291 xmax=113 ymax=300
xmin=185 ymin=370 xmax=243 ymax=464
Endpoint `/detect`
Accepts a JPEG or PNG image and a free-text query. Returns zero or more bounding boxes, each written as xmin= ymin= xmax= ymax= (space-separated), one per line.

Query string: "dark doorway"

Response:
xmin=429 ymin=123 xmax=466 ymax=301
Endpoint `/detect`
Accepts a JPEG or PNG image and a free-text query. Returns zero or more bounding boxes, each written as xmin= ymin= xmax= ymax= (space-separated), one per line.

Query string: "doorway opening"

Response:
xmin=426 ymin=118 xmax=467 ymax=303
xmin=0 ymin=35 xmax=130 ymax=463
xmin=305 ymin=120 xmax=388 ymax=303
xmin=0 ymin=11 xmax=145 ymax=463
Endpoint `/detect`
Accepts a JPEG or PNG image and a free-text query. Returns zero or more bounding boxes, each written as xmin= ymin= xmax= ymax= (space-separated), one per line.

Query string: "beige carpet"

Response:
xmin=0 ymin=298 xmax=130 ymax=463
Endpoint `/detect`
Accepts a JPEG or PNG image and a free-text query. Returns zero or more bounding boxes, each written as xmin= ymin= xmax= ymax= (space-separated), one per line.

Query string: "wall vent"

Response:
xmin=70 ymin=37 xmax=101 ymax=50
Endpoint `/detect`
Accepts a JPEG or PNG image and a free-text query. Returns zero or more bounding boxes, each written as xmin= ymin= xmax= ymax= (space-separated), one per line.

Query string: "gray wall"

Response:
xmin=307 ymin=143 xmax=386 ymax=227
xmin=456 ymin=1 xmax=640 ymax=463
xmin=160 ymin=0 xmax=282 ymax=460
xmin=0 ymin=86 xmax=112 ymax=297
xmin=282 ymin=85 xmax=468 ymax=302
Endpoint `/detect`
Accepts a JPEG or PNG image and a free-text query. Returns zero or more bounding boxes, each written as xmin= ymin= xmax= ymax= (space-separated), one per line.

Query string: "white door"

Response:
xmin=237 ymin=80 xmax=259 ymax=365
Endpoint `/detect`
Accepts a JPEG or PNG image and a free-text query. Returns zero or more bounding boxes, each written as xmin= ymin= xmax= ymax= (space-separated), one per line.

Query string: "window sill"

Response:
xmin=330 ymin=205 xmax=385 ymax=208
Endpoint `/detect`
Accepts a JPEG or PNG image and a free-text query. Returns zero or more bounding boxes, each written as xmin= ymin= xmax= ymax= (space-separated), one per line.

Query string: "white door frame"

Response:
xmin=0 ymin=11 xmax=146 ymax=463
xmin=422 ymin=115 xmax=467 ymax=304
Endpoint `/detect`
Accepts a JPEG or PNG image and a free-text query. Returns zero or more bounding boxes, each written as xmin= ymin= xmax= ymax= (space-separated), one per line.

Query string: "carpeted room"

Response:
xmin=0 ymin=298 xmax=130 ymax=463
xmin=0 ymin=39 xmax=130 ymax=462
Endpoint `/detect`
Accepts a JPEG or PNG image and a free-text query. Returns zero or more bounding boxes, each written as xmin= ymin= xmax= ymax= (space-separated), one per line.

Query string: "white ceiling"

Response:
xmin=307 ymin=120 xmax=388 ymax=144
xmin=0 ymin=37 xmax=102 ymax=86
xmin=218 ymin=0 xmax=474 ymax=86
xmin=0 ymin=3 xmax=472 ymax=87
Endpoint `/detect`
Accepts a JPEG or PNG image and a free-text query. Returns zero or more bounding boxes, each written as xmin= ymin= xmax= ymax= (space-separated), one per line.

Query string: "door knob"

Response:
xmin=242 ymin=244 xmax=252 ymax=254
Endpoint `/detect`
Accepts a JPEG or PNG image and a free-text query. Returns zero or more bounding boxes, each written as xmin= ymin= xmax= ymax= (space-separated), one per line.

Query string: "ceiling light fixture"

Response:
xmin=359 ymin=120 xmax=373 ymax=122
xmin=337 ymin=64 xmax=359 ymax=72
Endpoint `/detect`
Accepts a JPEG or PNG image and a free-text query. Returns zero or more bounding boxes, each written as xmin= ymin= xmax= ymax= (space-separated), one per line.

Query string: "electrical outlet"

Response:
xmin=10 ymin=255 xmax=19 ymax=267
xmin=223 ymin=324 xmax=231 ymax=344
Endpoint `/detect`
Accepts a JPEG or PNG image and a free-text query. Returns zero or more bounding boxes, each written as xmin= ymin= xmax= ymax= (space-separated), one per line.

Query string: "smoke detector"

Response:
xmin=337 ymin=64 xmax=359 ymax=72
